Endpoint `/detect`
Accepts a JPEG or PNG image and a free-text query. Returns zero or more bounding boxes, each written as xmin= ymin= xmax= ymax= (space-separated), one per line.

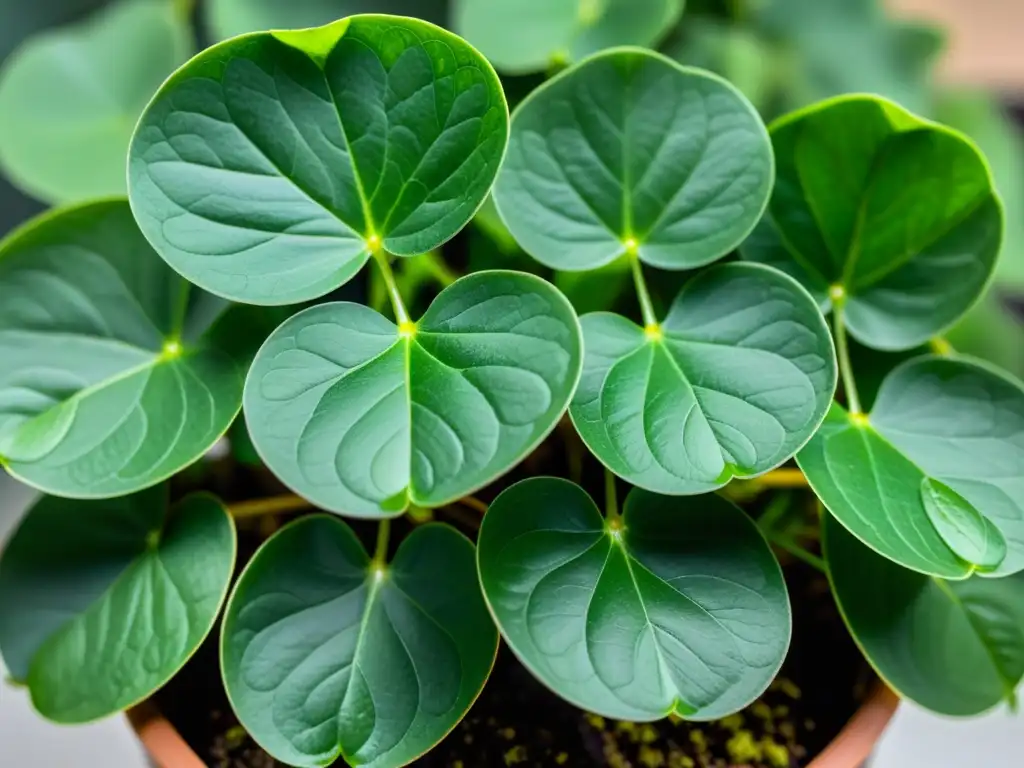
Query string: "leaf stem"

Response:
xmin=756 ymin=468 xmax=808 ymax=489
xmin=767 ymin=533 xmax=826 ymax=573
xmin=229 ymin=494 xmax=313 ymax=519
xmin=419 ymin=251 xmax=459 ymax=288
xmin=629 ymin=254 xmax=659 ymax=331
xmin=371 ymin=247 xmax=411 ymax=326
xmin=831 ymin=296 xmax=862 ymax=415
xmin=373 ymin=519 xmax=391 ymax=566
xmin=929 ymin=336 xmax=955 ymax=357
xmin=456 ymin=495 xmax=488 ymax=515
xmin=605 ymin=468 xmax=621 ymax=523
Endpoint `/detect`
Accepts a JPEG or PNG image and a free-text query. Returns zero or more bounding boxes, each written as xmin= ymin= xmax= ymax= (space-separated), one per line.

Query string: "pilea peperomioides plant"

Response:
xmin=0 ymin=8 xmax=1022 ymax=768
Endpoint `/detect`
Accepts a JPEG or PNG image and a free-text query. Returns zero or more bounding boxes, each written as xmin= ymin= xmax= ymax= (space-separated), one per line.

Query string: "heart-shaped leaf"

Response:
xmin=455 ymin=0 xmax=683 ymax=74
xmin=129 ymin=15 xmax=508 ymax=305
xmin=0 ymin=0 xmax=192 ymax=203
xmin=492 ymin=48 xmax=773 ymax=272
xmin=0 ymin=200 xmax=254 ymax=498
xmin=571 ymin=263 xmax=836 ymax=494
xmin=222 ymin=516 xmax=497 ymax=768
xmin=244 ymin=271 xmax=583 ymax=517
xmin=744 ymin=95 xmax=1002 ymax=351
xmin=799 ymin=356 xmax=1024 ymax=578
xmin=477 ymin=477 xmax=791 ymax=720
xmin=0 ymin=488 xmax=235 ymax=723
xmin=824 ymin=514 xmax=1024 ymax=716
xmin=207 ymin=0 xmax=448 ymax=41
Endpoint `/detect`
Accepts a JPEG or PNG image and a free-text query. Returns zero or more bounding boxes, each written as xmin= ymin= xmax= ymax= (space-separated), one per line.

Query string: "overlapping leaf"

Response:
xmin=129 ymin=15 xmax=508 ymax=305
xmin=477 ymin=477 xmax=790 ymax=720
xmin=222 ymin=516 xmax=496 ymax=768
xmin=244 ymin=271 xmax=583 ymax=517
xmin=0 ymin=488 xmax=235 ymax=722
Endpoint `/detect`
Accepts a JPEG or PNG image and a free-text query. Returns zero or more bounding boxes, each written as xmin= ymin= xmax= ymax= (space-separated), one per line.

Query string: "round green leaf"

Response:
xmin=455 ymin=0 xmax=684 ymax=75
xmin=129 ymin=15 xmax=509 ymax=305
xmin=0 ymin=0 xmax=192 ymax=203
xmin=492 ymin=48 xmax=773 ymax=272
xmin=799 ymin=356 xmax=1024 ymax=578
xmin=477 ymin=477 xmax=791 ymax=721
xmin=824 ymin=514 xmax=1024 ymax=716
xmin=0 ymin=199 xmax=251 ymax=498
xmin=570 ymin=263 xmax=836 ymax=494
xmin=0 ymin=488 xmax=235 ymax=723
xmin=748 ymin=94 xmax=1002 ymax=351
xmin=222 ymin=516 xmax=497 ymax=768
xmin=244 ymin=271 xmax=583 ymax=517
xmin=207 ymin=0 xmax=447 ymax=41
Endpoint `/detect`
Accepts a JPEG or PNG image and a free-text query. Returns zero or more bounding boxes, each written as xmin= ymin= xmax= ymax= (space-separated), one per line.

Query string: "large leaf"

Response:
xmin=799 ymin=356 xmax=1024 ymax=578
xmin=825 ymin=515 xmax=1024 ymax=716
xmin=222 ymin=516 xmax=496 ymax=768
xmin=129 ymin=15 xmax=508 ymax=305
xmin=0 ymin=200 xmax=252 ymax=498
xmin=0 ymin=0 xmax=192 ymax=203
xmin=746 ymin=95 xmax=1002 ymax=351
xmin=571 ymin=263 xmax=835 ymax=494
xmin=244 ymin=271 xmax=583 ymax=518
xmin=207 ymin=0 xmax=448 ymax=41
xmin=0 ymin=489 xmax=235 ymax=723
xmin=492 ymin=48 xmax=773 ymax=272
xmin=455 ymin=0 xmax=684 ymax=75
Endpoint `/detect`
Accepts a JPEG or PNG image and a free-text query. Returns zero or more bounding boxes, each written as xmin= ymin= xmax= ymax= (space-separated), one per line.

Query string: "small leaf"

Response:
xmin=244 ymin=271 xmax=583 ymax=517
xmin=0 ymin=489 xmax=235 ymax=723
xmin=825 ymin=515 xmax=1024 ymax=716
xmin=570 ymin=263 xmax=836 ymax=494
xmin=0 ymin=0 xmax=192 ymax=203
xmin=0 ymin=200 xmax=251 ymax=498
xmin=129 ymin=15 xmax=508 ymax=305
xmin=222 ymin=517 xmax=497 ymax=768
xmin=800 ymin=356 xmax=1024 ymax=577
xmin=492 ymin=48 xmax=773 ymax=272
xmin=456 ymin=0 xmax=684 ymax=74
xmin=477 ymin=477 xmax=791 ymax=720
xmin=746 ymin=95 xmax=1002 ymax=351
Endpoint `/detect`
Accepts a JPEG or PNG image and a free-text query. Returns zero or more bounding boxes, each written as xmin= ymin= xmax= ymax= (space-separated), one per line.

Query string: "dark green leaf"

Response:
xmin=0 ymin=200 xmax=250 ymax=498
xmin=244 ymin=271 xmax=583 ymax=517
xmin=492 ymin=48 xmax=773 ymax=272
xmin=0 ymin=489 xmax=235 ymax=722
xmin=222 ymin=516 xmax=496 ymax=768
xmin=570 ymin=263 xmax=836 ymax=494
xmin=477 ymin=477 xmax=791 ymax=720
xmin=129 ymin=15 xmax=508 ymax=305
xmin=825 ymin=514 xmax=1024 ymax=716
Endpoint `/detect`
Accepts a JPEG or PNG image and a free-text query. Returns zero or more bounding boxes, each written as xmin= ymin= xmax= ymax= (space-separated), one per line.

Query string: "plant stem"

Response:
xmin=373 ymin=519 xmax=391 ymax=566
xmin=757 ymin=468 xmax=808 ymax=489
xmin=768 ymin=533 xmax=826 ymax=573
xmin=929 ymin=336 xmax=955 ymax=357
xmin=630 ymin=254 xmax=659 ymax=330
xmin=172 ymin=0 xmax=196 ymax=21
xmin=832 ymin=300 xmax=862 ymax=415
xmin=605 ymin=468 xmax=621 ymax=523
xmin=420 ymin=251 xmax=459 ymax=288
xmin=229 ymin=494 xmax=312 ymax=519
xmin=757 ymin=492 xmax=792 ymax=533
xmin=371 ymin=248 xmax=411 ymax=326
xmin=457 ymin=495 xmax=488 ymax=515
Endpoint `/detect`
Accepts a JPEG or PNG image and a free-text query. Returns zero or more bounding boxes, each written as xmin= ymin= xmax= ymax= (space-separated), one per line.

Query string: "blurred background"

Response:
xmin=1 ymin=0 xmax=1022 ymax=765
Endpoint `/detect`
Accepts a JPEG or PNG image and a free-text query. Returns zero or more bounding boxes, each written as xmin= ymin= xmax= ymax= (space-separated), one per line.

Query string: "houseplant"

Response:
xmin=0 ymin=2 xmax=1022 ymax=767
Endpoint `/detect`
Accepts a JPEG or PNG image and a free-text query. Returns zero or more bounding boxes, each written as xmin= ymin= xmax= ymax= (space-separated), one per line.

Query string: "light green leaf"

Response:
xmin=207 ymin=0 xmax=447 ymax=41
xmin=244 ymin=271 xmax=583 ymax=518
xmin=0 ymin=0 xmax=192 ymax=203
xmin=477 ymin=477 xmax=790 ymax=720
xmin=455 ymin=0 xmax=684 ymax=75
xmin=492 ymin=48 xmax=773 ymax=272
xmin=0 ymin=199 xmax=252 ymax=498
xmin=825 ymin=514 xmax=1024 ymax=716
xmin=800 ymin=356 xmax=1024 ymax=578
xmin=222 ymin=516 xmax=496 ymax=768
xmin=0 ymin=488 xmax=235 ymax=723
xmin=570 ymin=263 xmax=836 ymax=494
xmin=749 ymin=95 xmax=1002 ymax=351
xmin=129 ymin=15 xmax=508 ymax=305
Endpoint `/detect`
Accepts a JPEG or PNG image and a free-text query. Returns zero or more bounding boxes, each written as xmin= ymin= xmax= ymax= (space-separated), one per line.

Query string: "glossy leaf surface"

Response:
xmin=0 ymin=489 xmax=235 ymax=722
xmin=0 ymin=200 xmax=250 ymax=498
xmin=0 ymin=0 xmax=191 ymax=203
xmin=129 ymin=15 xmax=508 ymax=305
xmin=477 ymin=477 xmax=791 ymax=720
xmin=751 ymin=95 xmax=1002 ymax=351
xmin=571 ymin=263 xmax=836 ymax=494
xmin=455 ymin=0 xmax=683 ymax=74
xmin=493 ymin=48 xmax=773 ymax=272
xmin=800 ymin=356 xmax=1024 ymax=578
xmin=244 ymin=271 xmax=583 ymax=517
xmin=222 ymin=516 xmax=496 ymax=768
xmin=825 ymin=515 xmax=1024 ymax=716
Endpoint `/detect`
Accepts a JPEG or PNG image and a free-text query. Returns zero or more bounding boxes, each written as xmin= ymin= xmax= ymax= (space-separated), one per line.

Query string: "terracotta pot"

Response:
xmin=128 ymin=683 xmax=899 ymax=768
